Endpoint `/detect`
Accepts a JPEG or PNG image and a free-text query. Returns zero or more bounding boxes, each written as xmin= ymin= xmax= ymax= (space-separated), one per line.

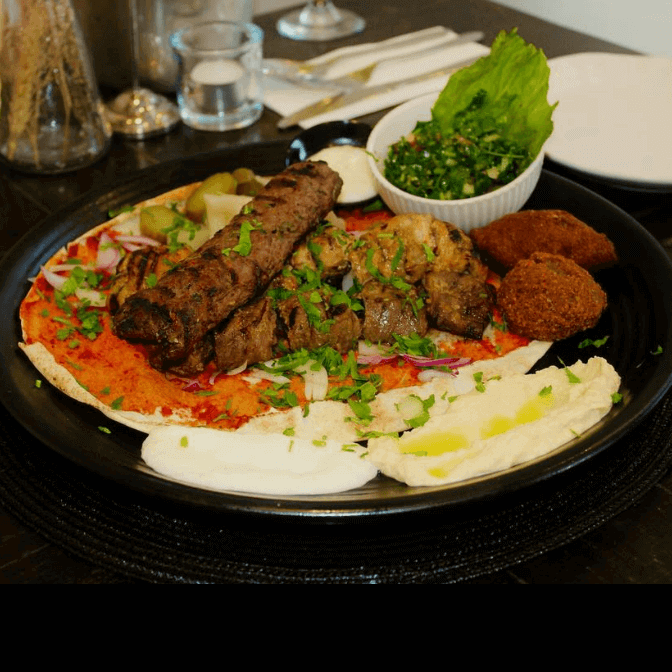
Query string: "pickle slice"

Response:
xmin=186 ymin=173 xmax=238 ymax=222
xmin=139 ymin=205 xmax=178 ymax=243
xmin=232 ymin=168 xmax=264 ymax=196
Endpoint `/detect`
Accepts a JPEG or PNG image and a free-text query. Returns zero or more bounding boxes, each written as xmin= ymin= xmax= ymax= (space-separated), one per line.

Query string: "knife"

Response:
xmin=276 ymin=56 xmax=481 ymax=129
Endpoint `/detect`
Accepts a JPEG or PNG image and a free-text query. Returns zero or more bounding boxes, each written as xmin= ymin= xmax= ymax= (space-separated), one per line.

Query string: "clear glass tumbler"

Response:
xmin=170 ymin=21 xmax=264 ymax=132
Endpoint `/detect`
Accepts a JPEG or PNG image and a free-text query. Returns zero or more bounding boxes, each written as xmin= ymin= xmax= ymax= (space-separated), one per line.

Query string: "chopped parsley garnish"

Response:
xmin=222 ymin=219 xmax=263 ymax=257
xmin=362 ymin=198 xmax=385 ymax=213
xmin=111 ymin=396 xmax=125 ymax=410
xmin=364 ymin=247 xmax=411 ymax=291
xmin=578 ymin=336 xmax=609 ymax=349
xmin=346 ymin=399 xmax=375 ymax=425
xmin=558 ymin=359 xmax=581 ymax=384
xmin=258 ymin=383 xmax=299 ymax=409
xmin=422 ymin=244 xmax=436 ymax=263
xmin=108 ymin=205 xmax=134 ymax=218
xmin=391 ymin=333 xmax=439 ymax=359
xmin=161 ymin=210 xmax=202 ymax=253
xmin=356 ymin=429 xmax=399 ymax=440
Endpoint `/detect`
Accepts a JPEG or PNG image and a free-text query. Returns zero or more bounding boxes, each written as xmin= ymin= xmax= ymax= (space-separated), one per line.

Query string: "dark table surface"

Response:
xmin=2 ymin=0 xmax=672 ymax=583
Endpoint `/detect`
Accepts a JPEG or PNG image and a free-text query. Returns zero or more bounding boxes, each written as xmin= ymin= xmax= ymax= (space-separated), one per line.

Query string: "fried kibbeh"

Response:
xmin=498 ymin=252 xmax=607 ymax=341
xmin=471 ymin=209 xmax=618 ymax=270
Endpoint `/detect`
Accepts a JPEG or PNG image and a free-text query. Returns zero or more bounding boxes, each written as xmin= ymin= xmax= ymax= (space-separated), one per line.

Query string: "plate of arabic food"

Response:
xmin=2 ymin=136 xmax=671 ymax=519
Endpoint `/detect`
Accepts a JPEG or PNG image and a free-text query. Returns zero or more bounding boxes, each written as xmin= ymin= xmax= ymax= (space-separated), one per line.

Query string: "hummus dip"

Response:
xmin=366 ymin=357 xmax=621 ymax=487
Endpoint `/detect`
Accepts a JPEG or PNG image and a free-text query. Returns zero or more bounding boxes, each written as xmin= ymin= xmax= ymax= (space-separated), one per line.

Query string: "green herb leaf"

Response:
xmin=432 ymin=28 xmax=557 ymax=159
xmin=347 ymin=399 xmax=375 ymax=425
xmin=578 ymin=336 xmax=609 ymax=349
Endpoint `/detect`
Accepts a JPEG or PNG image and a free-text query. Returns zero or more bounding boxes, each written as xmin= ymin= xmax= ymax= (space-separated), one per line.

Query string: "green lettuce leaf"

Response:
xmin=431 ymin=28 xmax=557 ymax=158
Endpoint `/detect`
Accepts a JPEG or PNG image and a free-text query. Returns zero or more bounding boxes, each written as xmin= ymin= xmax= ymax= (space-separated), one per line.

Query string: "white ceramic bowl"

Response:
xmin=366 ymin=92 xmax=546 ymax=233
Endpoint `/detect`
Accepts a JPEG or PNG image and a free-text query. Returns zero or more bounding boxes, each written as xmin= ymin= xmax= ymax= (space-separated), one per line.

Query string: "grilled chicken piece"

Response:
xmin=107 ymin=245 xmax=191 ymax=314
xmin=349 ymin=213 xmax=493 ymax=339
xmin=112 ymin=161 xmax=342 ymax=372
xmin=289 ymin=223 xmax=353 ymax=281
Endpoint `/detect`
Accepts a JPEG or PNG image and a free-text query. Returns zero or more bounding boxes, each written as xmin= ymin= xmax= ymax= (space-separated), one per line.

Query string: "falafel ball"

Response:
xmin=471 ymin=209 xmax=618 ymax=270
xmin=498 ymin=252 xmax=607 ymax=341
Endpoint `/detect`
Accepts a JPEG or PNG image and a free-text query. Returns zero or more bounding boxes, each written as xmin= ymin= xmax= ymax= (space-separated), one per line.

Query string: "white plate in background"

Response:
xmin=546 ymin=53 xmax=672 ymax=191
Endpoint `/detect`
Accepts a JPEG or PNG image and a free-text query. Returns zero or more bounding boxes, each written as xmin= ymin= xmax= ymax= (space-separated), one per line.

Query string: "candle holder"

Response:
xmin=170 ymin=21 xmax=264 ymax=132
xmin=276 ymin=1 xmax=365 ymax=41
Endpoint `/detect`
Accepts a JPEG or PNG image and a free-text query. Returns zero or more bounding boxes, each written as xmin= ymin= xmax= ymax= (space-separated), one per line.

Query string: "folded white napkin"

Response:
xmin=264 ymin=27 xmax=490 ymax=129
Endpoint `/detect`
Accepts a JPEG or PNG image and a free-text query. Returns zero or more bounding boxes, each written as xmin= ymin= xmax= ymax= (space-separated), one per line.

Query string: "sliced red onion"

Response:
xmin=357 ymin=354 xmax=398 ymax=365
xmin=182 ymin=381 xmax=205 ymax=393
xmin=46 ymin=263 xmax=95 ymax=273
xmin=247 ymin=369 xmax=291 ymax=385
xmin=115 ymin=234 xmax=162 ymax=247
xmin=96 ymin=232 xmax=122 ymax=271
xmin=120 ymin=243 xmax=145 ymax=253
xmin=40 ymin=265 xmax=68 ymax=290
xmin=223 ymin=361 xmax=249 ymax=377
xmin=357 ymin=342 xmax=393 ymax=357
xmin=165 ymin=372 xmax=203 ymax=392
xmin=417 ymin=369 xmax=458 ymax=383
xmin=401 ymin=354 xmax=472 ymax=368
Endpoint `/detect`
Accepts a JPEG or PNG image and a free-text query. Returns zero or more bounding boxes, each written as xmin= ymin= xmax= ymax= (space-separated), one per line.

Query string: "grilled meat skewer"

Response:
xmin=112 ymin=161 xmax=343 ymax=372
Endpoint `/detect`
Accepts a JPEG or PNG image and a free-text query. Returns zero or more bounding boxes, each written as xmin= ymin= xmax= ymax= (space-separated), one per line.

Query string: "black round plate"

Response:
xmin=2 ymin=142 xmax=672 ymax=521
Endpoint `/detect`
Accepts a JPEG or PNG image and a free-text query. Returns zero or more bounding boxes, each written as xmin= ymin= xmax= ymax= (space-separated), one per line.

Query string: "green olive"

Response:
xmin=139 ymin=205 xmax=178 ymax=243
xmin=232 ymin=167 xmax=264 ymax=196
xmin=185 ymin=172 xmax=238 ymax=222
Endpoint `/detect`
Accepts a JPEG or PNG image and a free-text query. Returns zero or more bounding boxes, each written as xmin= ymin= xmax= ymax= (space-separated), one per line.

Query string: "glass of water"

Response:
xmin=170 ymin=21 xmax=264 ymax=132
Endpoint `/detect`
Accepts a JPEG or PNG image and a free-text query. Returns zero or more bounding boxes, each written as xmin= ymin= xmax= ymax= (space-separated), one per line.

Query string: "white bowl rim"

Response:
xmin=365 ymin=91 xmax=545 ymax=209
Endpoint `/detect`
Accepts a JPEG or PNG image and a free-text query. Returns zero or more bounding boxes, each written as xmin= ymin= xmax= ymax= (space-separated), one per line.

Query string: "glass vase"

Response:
xmin=0 ymin=0 xmax=112 ymax=174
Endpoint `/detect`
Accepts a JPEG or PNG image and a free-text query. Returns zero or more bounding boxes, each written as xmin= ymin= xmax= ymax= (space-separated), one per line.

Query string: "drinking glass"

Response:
xmin=104 ymin=0 xmax=181 ymax=138
xmin=276 ymin=1 xmax=365 ymax=41
xmin=170 ymin=21 xmax=264 ymax=132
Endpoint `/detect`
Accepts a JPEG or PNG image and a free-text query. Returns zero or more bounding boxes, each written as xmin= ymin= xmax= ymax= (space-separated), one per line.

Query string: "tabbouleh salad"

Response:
xmin=383 ymin=29 xmax=557 ymax=201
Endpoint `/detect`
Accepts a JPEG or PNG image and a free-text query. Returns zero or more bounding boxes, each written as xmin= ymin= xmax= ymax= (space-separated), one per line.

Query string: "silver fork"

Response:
xmin=262 ymin=31 xmax=483 ymax=92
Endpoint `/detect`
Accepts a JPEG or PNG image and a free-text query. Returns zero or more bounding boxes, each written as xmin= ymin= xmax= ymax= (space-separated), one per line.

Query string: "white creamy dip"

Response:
xmin=142 ymin=426 xmax=377 ymax=495
xmin=367 ymin=357 xmax=621 ymax=487
xmin=308 ymin=145 xmax=377 ymax=203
